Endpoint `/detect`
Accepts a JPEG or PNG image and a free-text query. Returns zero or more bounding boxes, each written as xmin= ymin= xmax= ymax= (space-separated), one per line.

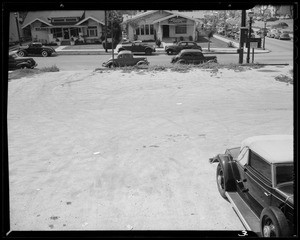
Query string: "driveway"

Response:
xmin=7 ymin=66 xmax=293 ymax=231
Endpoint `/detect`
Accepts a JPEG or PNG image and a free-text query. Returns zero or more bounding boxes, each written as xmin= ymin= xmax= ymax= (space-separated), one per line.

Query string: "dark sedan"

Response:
xmin=9 ymin=52 xmax=37 ymax=70
xmin=165 ymin=41 xmax=202 ymax=55
xmin=117 ymin=41 xmax=155 ymax=55
xmin=17 ymin=42 xmax=57 ymax=57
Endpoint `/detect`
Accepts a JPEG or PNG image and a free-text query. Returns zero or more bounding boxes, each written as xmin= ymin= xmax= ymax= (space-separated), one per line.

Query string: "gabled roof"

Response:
xmin=48 ymin=10 xmax=84 ymax=18
xmin=21 ymin=11 xmax=53 ymax=29
xmin=21 ymin=10 xmax=105 ymax=29
xmin=76 ymin=10 xmax=105 ymax=25
xmin=122 ymin=10 xmax=174 ymax=24
xmin=123 ymin=10 xmax=203 ymax=25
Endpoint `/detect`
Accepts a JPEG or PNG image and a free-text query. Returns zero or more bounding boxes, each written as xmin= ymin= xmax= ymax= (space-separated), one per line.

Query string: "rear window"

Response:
xmin=249 ymin=150 xmax=272 ymax=182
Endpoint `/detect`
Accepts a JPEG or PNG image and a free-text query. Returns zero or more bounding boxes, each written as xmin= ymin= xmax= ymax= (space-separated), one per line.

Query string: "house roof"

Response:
xmin=240 ymin=135 xmax=293 ymax=164
xmin=123 ymin=10 xmax=203 ymax=25
xmin=21 ymin=10 xmax=105 ymax=29
xmin=21 ymin=11 xmax=53 ymax=29
xmin=48 ymin=10 xmax=84 ymax=18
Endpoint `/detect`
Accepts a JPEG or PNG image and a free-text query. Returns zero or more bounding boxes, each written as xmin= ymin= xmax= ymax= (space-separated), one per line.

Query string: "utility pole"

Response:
xmin=105 ymin=10 xmax=107 ymax=52
xmin=14 ymin=12 xmax=22 ymax=46
xmin=111 ymin=11 xmax=114 ymax=62
xmin=238 ymin=10 xmax=246 ymax=64
xmin=246 ymin=12 xmax=254 ymax=64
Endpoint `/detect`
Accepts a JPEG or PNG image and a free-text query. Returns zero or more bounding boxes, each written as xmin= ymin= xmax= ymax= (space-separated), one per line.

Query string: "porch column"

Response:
xmin=193 ymin=22 xmax=196 ymax=41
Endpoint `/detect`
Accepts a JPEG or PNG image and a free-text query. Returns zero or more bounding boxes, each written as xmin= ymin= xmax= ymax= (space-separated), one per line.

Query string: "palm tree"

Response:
xmin=207 ymin=30 xmax=214 ymax=52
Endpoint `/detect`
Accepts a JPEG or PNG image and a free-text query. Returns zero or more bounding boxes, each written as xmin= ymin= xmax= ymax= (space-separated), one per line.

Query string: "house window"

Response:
xmin=249 ymin=150 xmax=272 ymax=182
xmin=140 ymin=25 xmax=144 ymax=35
xmin=51 ymin=28 xmax=63 ymax=38
xmin=175 ymin=25 xmax=187 ymax=34
xmin=136 ymin=24 xmax=154 ymax=35
xmin=53 ymin=18 xmax=65 ymax=23
xmin=145 ymin=25 xmax=149 ymax=35
xmin=88 ymin=26 xmax=97 ymax=37
xmin=150 ymin=24 xmax=154 ymax=34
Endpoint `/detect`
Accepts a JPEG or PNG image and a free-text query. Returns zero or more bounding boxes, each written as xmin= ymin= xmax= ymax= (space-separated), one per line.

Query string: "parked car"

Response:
xmin=171 ymin=49 xmax=217 ymax=64
xmin=274 ymin=30 xmax=283 ymax=39
xmin=209 ymin=135 xmax=294 ymax=237
xmin=117 ymin=41 xmax=155 ymax=55
xmin=165 ymin=41 xmax=202 ymax=55
xmin=102 ymin=50 xmax=149 ymax=68
xmin=17 ymin=42 xmax=57 ymax=57
xmin=9 ymin=52 xmax=37 ymax=70
xmin=279 ymin=32 xmax=291 ymax=40
xmin=267 ymin=29 xmax=279 ymax=38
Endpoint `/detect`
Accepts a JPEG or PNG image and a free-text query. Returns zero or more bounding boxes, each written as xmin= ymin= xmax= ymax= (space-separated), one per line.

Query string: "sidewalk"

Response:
xmin=55 ymin=44 xmax=270 ymax=55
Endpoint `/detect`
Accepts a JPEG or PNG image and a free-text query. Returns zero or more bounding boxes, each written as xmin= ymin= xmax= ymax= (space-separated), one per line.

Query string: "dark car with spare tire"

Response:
xmin=165 ymin=41 xmax=202 ymax=55
xmin=209 ymin=135 xmax=294 ymax=237
xmin=17 ymin=42 xmax=57 ymax=57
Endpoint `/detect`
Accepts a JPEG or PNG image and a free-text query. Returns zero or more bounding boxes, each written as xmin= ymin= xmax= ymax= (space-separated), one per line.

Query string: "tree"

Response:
xmin=107 ymin=10 xmax=122 ymax=43
xmin=207 ymin=30 xmax=214 ymax=52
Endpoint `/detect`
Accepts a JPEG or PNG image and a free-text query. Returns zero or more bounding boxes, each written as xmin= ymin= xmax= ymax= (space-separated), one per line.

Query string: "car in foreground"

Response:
xmin=17 ymin=42 xmax=57 ymax=57
xmin=9 ymin=52 xmax=37 ymax=70
xmin=209 ymin=135 xmax=294 ymax=237
xmin=102 ymin=50 xmax=149 ymax=68
xmin=117 ymin=41 xmax=155 ymax=55
xmin=171 ymin=49 xmax=217 ymax=64
xmin=165 ymin=41 xmax=202 ymax=55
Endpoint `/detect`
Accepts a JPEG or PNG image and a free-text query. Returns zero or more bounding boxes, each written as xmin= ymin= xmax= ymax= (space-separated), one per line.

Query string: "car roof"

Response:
xmin=241 ymin=135 xmax=293 ymax=164
xmin=118 ymin=50 xmax=132 ymax=55
xmin=180 ymin=49 xmax=202 ymax=53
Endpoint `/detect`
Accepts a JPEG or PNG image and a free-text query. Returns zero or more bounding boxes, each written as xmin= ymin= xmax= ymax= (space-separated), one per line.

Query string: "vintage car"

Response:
xmin=117 ymin=41 xmax=155 ymax=55
xmin=279 ymin=32 xmax=291 ymax=40
xmin=9 ymin=52 xmax=37 ymax=70
xmin=171 ymin=49 xmax=217 ymax=64
xmin=165 ymin=41 xmax=202 ymax=55
xmin=17 ymin=42 xmax=57 ymax=57
xmin=102 ymin=50 xmax=149 ymax=68
xmin=209 ymin=135 xmax=294 ymax=237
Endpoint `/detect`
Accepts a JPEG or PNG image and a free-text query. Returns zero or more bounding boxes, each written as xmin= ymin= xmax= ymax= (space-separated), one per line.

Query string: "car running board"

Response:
xmin=225 ymin=192 xmax=261 ymax=236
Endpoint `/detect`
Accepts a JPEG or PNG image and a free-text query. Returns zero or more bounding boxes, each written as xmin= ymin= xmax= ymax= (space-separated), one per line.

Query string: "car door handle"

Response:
xmin=264 ymin=192 xmax=271 ymax=197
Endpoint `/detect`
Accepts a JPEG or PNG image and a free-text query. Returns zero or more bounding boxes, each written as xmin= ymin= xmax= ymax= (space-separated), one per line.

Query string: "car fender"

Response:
xmin=136 ymin=60 xmax=149 ymax=66
xmin=16 ymin=62 xmax=30 ymax=69
xmin=217 ymin=154 xmax=237 ymax=191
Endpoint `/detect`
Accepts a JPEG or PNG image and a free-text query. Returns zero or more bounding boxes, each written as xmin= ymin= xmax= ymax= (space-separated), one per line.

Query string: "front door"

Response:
xmin=163 ymin=25 xmax=169 ymax=38
xmin=63 ymin=28 xmax=70 ymax=39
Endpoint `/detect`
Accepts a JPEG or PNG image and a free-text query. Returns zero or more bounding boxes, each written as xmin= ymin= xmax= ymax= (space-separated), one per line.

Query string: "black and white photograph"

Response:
xmin=3 ymin=2 xmax=297 ymax=238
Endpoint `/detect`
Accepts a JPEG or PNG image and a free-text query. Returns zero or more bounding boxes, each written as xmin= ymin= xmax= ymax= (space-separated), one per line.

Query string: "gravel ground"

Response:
xmin=7 ymin=65 xmax=293 ymax=231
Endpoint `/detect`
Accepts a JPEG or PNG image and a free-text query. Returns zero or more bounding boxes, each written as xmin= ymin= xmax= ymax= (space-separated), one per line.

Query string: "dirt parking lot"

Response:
xmin=7 ymin=66 xmax=293 ymax=231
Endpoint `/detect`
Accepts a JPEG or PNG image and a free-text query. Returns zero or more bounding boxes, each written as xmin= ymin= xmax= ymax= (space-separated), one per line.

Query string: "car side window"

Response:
xmin=249 ymin=150 xmax=272 ymax=182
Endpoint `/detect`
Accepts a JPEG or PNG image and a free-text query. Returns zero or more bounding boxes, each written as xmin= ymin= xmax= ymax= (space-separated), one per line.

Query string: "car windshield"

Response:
xmin=275 ymin=164 xmax=293 ymax=186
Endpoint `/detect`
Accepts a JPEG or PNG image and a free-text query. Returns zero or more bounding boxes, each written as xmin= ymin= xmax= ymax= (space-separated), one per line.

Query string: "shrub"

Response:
xmin=179 ymin=36 xmax=184 ymax=41
xmin=155 ymin=39 xmax=161 ymax=47
xmin=188 ymin=35 xmax=193 ymax=41
xmin=40 ymin=65 xmax=59 ymax=72
xmin=227 ymin=41 xmax=235 ymax=48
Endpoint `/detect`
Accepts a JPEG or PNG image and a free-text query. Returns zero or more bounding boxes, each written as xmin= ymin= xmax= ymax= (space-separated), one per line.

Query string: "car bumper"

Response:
xmin=102 ymin=62 xmax=108 ymax=67
xmin=51 ymin=52 xmax=58 ymax=56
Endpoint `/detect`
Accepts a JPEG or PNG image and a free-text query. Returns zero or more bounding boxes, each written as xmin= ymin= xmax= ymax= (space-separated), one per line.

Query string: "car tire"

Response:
xmin=145 ymin=49 xmax=152 ymax=55
xmin=18 ymin=51 xmax=26 ymax=57
xmin=41 ymin=51 xmax=48 ymax=57
xmin=216 ymin=163 xmax=227 ymax=199
xmin=109 ymin=63 xmax=117 ymax=68
xmin=260 ymin=206 xmax=291 ymax=237
xmin=166 ymin=49 xmax=173 ymax=55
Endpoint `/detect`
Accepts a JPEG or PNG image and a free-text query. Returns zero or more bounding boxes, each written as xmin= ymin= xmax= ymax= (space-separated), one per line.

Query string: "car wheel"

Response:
xmin=18 ymin=51 xmax=26 ymax=57
xmin=166 ymin=49 xmax=173 ymax=55
xmin=145 ymin=49 xmax=152 ymax=55
xmin=41 ymin=51 xmax=48 ymax=57
xmin=109 ymin=63 xmax=117 ymax=68
xmin=216 ymin=163 xmax=227 ymax=199
xmin=260 ymin=206 xmax=291 ymax=237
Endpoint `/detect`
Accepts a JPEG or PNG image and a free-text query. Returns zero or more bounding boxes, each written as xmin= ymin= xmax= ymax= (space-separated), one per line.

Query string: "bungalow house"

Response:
xmin=21 ymin=10 xmax=105 ymax=45
xmin=122 ymin=10 xmax=205 ymax=42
